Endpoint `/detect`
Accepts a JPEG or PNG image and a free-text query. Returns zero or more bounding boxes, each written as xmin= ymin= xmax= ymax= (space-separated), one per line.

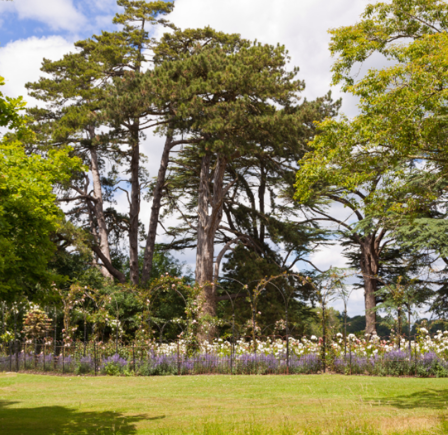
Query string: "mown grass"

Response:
xmin=1 ymin=373 xmax=448 ymax=434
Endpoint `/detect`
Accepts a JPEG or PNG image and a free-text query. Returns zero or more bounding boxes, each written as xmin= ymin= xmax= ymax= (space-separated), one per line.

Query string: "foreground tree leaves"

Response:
xmin=0 ymin=76 xmax=83 ymax=300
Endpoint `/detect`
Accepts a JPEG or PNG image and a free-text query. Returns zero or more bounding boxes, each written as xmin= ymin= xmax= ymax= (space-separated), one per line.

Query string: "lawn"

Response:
xmin=1 ymin=373 xmax=448 ymax=434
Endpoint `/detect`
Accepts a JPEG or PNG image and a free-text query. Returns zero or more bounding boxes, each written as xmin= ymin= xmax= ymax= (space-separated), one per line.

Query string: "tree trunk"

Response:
xmin=196 ymin=154 xmax=215 ymax=317
xmin=360 ymin=239 xmax=378 ymax=334
xmin=258 ymin=165 xmax=266 ymax=245
xmin=196 ymin=226 xmax=215 ymax=316
xmin=141 ymin=132 xmax=173 ymax=285
xmin=90 ymin=146 xmax=113 ymax=280
xmin=87 ymin=203 xmax=100 ymax=268
xmin=195 ymin=153 xmax=227 ymax=339
xmin=91 ymin=245 xmax=126 ymax=283
xmin=129 ymin=126 xmax=140 ymax=286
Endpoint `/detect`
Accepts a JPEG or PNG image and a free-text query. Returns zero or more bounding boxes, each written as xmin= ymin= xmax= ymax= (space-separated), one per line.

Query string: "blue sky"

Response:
xmin=0 ymin=0 xmax=118 ymax=43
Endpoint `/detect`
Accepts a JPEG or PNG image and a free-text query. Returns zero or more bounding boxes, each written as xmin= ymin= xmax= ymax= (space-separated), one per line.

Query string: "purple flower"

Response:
xmin=421 ymin=352 xmax=439 ymax=366
xmin=102 ymin=353 xmax=127 ymax=369
xmin=384 ymin=350 xmax=408 ymax=361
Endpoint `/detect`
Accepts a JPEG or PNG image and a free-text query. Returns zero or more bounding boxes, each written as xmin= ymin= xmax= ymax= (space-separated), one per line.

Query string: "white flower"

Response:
xmin=310 ymin=335 xmax=317 ymax=341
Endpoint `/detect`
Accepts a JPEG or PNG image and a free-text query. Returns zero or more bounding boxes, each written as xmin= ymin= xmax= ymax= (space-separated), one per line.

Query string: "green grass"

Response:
xmin=1 ymin=373 xmax=448 ymax=434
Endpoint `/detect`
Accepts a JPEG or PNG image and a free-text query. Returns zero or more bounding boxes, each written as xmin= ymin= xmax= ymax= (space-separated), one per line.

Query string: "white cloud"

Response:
xmin=0 ymin=36 xmax=75 ymax=103
xmin=308 ymin=243 xmax=349 ymax=271
xmin=0 ymin=0 xmax=85 ymax=32
xmin=332 ymin=286 xmax=366 ymax=317
xmin=167 ymin=0 xmax=371 ymax=116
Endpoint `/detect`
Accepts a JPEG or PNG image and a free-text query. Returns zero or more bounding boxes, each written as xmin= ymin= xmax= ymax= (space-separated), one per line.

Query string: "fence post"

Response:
xmin=322 ymin=302 xmax=326 ymax=374
xmin=286 ymin=308 xmax=289 ymax=375
xmin=54 ymin=342 xmax=57 ymax=371
xmin=344 ymin=309 xmax=347 ymax=359
xmin=286 ymin=338 xmax=289 ymax=375
xmin=94 ymin=340 xmax=97 ymax=376
xmin=34 ymin=339 xmax=37 ymax=370
xmin=230 ymin=344 xmax=233 ymax=376
xmin=414 ymin=334 xmax=417 ymax=377
xmin=43 ymin=340 xmax=46 ymax=372
xmin=54 ymin=309 xmax=57 ymax=370
xmin=133 ymin=342 xmax=136 ymax=373
xmin=177 ymin=341 xmax=180 ymax=376
xmin=9 ymin=341 xmax=12 ymax=371
xmin=0 ymin=303 xmax=3 ymax=337
xmin=231 ymin=313 xmax=235 ymax=375
xmin=84 ymin=317 xmax=87 ymax=357
xmin=349 ymin=341 xmax=352 ymax=376
xmin=62 ymin=344 xmax=65 ymax=374
xmin=115 ymin=321 xmax=118 ymax=353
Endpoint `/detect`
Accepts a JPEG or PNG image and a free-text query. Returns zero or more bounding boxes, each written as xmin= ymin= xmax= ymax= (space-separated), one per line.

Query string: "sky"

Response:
xmin=0 ymin=0 xmax=380 ymax=317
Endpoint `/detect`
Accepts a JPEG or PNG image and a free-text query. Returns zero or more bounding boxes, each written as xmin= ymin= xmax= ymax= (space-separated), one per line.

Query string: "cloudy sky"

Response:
xmin=0 ymin=0 xmax=377 ymax=316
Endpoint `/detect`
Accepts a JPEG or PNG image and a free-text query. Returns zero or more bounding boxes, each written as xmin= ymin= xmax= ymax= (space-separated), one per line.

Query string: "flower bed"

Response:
xmin=2 ymin=329 xmax=448 ymax=377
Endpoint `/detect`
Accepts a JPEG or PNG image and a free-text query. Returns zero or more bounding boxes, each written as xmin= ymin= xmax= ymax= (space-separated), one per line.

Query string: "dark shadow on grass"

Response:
xmin=368 ymin=389 xmax=448 ymax=410
xmin=0 ymin=400 xmax=165 ymax=434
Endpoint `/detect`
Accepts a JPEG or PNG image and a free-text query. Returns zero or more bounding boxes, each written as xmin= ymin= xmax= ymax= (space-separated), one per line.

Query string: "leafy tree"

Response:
xmin=323 ymin=0 xmax=448 ymax=261
xmin=84 ymin=0 xmax=174 ymax=285
xmin=0 ymin=76 xmax=28 ymax=134
xmin=294 ymin=0 xmax=448 ymax=332
xmin=26 ymin=49 xmax=124 ymax=282
xmin=150 ymin=28 xmax=316 ymax=326
xmin=295 ymin=160 xmax=405 ymax=333
xmin=215 ymin=94 xmax=339 ymax=276
xmin=0 ymin=76 xmax=82 ymax=300
xmin=26 ymin=1 xmax=175 ymax=285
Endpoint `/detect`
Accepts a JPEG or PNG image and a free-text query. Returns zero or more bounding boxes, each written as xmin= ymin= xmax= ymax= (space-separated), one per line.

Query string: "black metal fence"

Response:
xmin=0 ymin=338 xmax=322 ymax=376
xmin=1 ymin=335 xmax=448 ymax=377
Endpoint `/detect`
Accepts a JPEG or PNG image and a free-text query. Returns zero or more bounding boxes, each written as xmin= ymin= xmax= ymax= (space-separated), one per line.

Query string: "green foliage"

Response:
xmin=51 ymin=247 xmax=190 ymax=342
xmin=0 ymin=77 xmax=83 ymax=300
xmin=294 ymin=0 xmax=448 ymax=323
xmin=0 ymin=76 xmax=28 ymax=136
xmin=307 ymin=307 xmax=341 ymax=338
xmin=296 ymin=0 xmax=448 ymax=224
xmin=339 ymin=314 xmax=392 ymax=337
xmin=150 ymin=31 xmax=304 ymax=155
xmin=219 ymin=245 xmax=316 ymax=336
xmin=329 ymin=0 xmax=448 ymax=89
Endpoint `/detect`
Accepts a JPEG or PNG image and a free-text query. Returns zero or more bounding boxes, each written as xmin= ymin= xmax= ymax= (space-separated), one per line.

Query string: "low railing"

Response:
xmin=1 ymin=335 xmax=446 ymax=377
